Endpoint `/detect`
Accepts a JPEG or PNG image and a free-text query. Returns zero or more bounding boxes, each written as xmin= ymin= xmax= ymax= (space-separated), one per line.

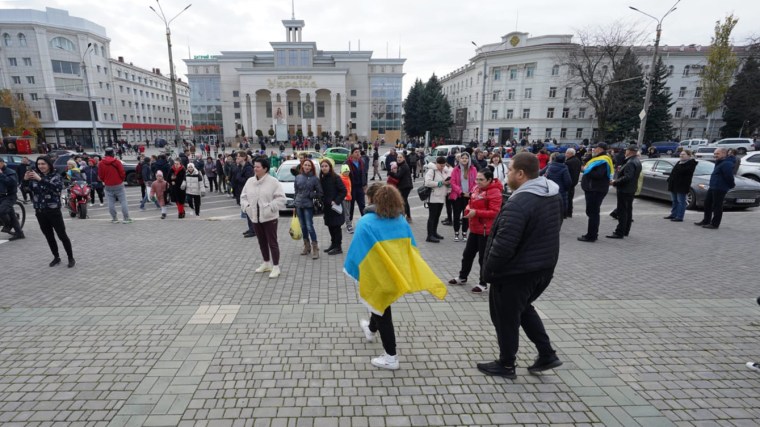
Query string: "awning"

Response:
xmin=122 ymin=123 xmax=187 ymax=131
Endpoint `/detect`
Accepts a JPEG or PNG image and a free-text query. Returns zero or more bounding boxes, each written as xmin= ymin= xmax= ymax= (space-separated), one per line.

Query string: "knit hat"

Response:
xmin=155 ymin=170 xmax=163 ymax=177
xmin=341 ymin=164 xmax=350 ymax=174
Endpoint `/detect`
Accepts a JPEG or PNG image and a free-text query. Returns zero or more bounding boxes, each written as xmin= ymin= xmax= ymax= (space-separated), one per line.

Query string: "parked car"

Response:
xmin=694 ymin=146 xmax=717 ymax=159
xmin=737 ymin=151 xmax=760 ymax=182
xmin=553 ymin=141 xmax=581 ymax=153
xmin=637 ymin=157 xmax=760 ymax=209
xmin=424 ymin=144 xmax=466 ymax=165
xmin=710 ymin=138 xmax=755 ymax=154
xmin=679 ymin=139 xmax=709 ymax=150
xmin=323 ymin=147 xmax=350 ymax=164
xmin=275 ymin=159 xmax=321 ymax=212
xmin=649 ymin=141 xmax=680 ymax=155
xmin=53 ymin=154 xmax=139 ymax=186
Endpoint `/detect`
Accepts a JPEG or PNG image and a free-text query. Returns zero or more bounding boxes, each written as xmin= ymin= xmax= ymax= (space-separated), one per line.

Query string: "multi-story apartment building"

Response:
xmin=441 ymin=31 xmax=748 ymax=144
xmin=184 ymin=16 xmax=405 ymax=144
xmin=0 ymin=7 xmax=191 ymax=149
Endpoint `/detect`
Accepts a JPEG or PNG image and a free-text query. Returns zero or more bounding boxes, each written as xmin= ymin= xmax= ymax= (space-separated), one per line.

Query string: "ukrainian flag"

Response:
xmin=344 ymin=213 xmax=447 ymax=315
xmin=584 ymin=154 xmax=614 ymax=180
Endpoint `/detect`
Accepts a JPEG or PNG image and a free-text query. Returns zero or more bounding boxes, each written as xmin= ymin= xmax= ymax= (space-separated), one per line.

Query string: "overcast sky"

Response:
xmin=10 ymin=0 xmax=759 ymax=95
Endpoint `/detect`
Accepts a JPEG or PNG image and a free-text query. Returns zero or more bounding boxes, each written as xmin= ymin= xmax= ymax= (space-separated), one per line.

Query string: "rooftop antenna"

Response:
xmin=291 ymin=0 xmax=295 ymax=19
xmin=386 ymin=41 xmax=389 ymax=57
xmin=358 ymin=39 xmax=361 ymax=50
xmin=515 ymin=9 xmax=519 ymax=31
xmin=399 ymin=43 xmax=401 ymax=58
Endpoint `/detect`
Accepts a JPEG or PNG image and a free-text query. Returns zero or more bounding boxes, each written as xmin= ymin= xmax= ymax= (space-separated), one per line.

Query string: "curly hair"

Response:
xmin=371 ymin=184 xmax=405 ymax=218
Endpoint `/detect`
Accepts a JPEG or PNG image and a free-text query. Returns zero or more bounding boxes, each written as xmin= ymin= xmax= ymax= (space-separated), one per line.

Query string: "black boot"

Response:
xmin=49 ymin=257 xmax=61 ymax=267
xmin=67 ymin=258 xmax=76 ymax=268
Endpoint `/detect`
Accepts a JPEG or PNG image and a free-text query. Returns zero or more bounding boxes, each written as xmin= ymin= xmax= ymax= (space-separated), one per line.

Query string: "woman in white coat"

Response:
xmin=240 ymin=157 xmax=286 ymax=278
xmin=423 ymin=156 xmax=451 ymax=243
xmin=185 ymin=162 xmax=206 ymax=216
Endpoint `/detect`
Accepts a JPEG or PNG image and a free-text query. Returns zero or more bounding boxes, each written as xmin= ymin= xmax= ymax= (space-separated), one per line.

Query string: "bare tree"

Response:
xmin=560 ymin=21 xmax=646 ymax=142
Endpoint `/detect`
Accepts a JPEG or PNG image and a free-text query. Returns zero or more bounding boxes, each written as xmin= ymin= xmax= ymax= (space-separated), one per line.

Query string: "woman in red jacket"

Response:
xmin=537 ymin=148 xmax=550 ymax=170
xmin=448 ymin=168 xmax=503 ymax=293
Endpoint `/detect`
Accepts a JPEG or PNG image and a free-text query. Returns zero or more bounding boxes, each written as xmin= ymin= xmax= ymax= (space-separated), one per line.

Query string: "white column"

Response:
xmin=309 ymin=91 xmax=317 ymax=136
xmin=340 ymin=93 xmax=347 ymax=137
xmin=330 ymin=92 xmax=337 ymax=135
xmin=240 ymin=95 xmax=249 ymax=139
xmin=300 ymin=92 xmax=307 ymax=135
xmin=247 ymin=93 xmax=256 ymax=138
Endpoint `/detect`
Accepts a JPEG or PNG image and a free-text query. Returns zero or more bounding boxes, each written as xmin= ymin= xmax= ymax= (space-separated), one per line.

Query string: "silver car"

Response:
xmin=637 ymin=157 xmax=760 ymax=209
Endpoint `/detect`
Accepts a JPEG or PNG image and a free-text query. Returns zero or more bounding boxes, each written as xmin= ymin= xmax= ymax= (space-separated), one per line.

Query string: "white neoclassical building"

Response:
xmin=441 ymin=31 xmax=751 ymax=143
xmin=184 ymin=17 xmax=405 ymax=144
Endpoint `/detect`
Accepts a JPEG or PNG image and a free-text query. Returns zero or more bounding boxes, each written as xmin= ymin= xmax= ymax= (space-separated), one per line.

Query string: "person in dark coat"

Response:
xmin=578 ymin=143 xmax=613 ymax=242
xmin=695 ymin=148 xmax=735 ymax=229
xmin=347 ymin=148 xmax=368 ymax=233
xmin=564 ymin=148 xmax=582 ymax=218
xmin=168 ymin=159 xmax=187 ymax=218
xmin=388 ymin=152 xmax=414 ymax=221
xmin=319 ymin=159 xmax=347 ymax=255
xmin=665 ymin=150 xmax=697 ymax=222
xmin=607 ymin=144 xmax=642 ymax=239
xmin=477 ymin=152 xmax=564 ymax=379
xmin=540 ymin=154 xmax=572 ymax=216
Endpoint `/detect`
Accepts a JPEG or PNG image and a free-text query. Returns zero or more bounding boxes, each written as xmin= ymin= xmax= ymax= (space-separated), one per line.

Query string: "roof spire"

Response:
xmin=292 ymin=0 xmax=295 ymax=19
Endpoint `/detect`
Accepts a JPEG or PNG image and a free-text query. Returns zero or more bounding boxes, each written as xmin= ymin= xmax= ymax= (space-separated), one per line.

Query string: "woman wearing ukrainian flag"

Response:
xmin=344 ymin=183 xmax=448 ymax=370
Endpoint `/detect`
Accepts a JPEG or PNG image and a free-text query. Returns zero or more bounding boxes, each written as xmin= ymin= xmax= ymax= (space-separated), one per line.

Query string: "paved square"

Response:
xmin=1 ymin=179 xmax=759 ymax=426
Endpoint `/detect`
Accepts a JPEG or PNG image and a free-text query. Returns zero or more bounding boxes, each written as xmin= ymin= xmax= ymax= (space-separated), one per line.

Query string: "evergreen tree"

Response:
xmin=402 ymin=79 xmax=425 ymax=138
xmin=605 ymin=48 xmax=645 ymax=142
xmin=423 ymin=74 xmax=453 ymax=138
xmin=644 ymin=57 xmax=674 ymax=142
xmin=721 ymin=56 xmax=760 ymax=137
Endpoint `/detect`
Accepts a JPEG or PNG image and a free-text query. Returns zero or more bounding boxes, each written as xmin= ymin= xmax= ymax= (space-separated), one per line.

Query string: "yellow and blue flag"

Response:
xmin=344 ymin=213 xmax=447 ymax=315
xmin=584 ymin=154 xmax=614 ymax=180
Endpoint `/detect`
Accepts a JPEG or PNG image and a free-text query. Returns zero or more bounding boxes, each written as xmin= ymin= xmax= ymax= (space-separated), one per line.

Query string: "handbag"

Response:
xmin=289 ymin=210 xmax=302 ymax=240
xmin=417 ymin=185 xmax=432 ymax=201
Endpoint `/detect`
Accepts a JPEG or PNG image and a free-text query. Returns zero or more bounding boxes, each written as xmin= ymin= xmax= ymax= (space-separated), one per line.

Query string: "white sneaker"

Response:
xmin=255 ymin=261 xmax=273 ymax=273
xmin=371 ymin=352 xmax=399 ymax=370
xmin=99 ymin=203 xmax=104 ymax=207
xmin=747 ymin=362 xmax=760 ymax=372
xmin=453 ymin=233 xmax=460 ymax=242
xmin=360 ymin=319 xmax=375 ymax=342
xmin=268 ymin=265 xmax=281 ymax=278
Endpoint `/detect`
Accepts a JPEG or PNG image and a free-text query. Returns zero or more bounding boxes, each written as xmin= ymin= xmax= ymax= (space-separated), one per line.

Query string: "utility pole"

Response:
xmin=472 ymin=41 xmax=487 ymax=147
xmin=81 ymin=43 xmax=100 ymax=153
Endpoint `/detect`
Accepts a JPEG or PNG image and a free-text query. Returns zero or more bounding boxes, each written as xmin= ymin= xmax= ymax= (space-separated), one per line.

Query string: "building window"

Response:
xmin=18 ymin=33 xmax=27 ymax=47
xmin=26 ymin=76 xmax=34 ymax=84
xmin=350 ymin=101 xmax=357 ymax=108
xmin=560 ymin=128 xmax=567 ymax=138
xmin=30 ymin=93 xmax=38 ymax=100
xmin=492 ymin=91 xmax=499 ymax=101
xmin=16 ymin=93 xmax=23 ymax=101
xmin=683 ymin=66 xmax=690 ymax=77
xmin=549 ymin=87 xmax=557 ymax=98
xmin=675 ymin=107 xmax=683 ymax=118
xmin=287 ymin=101 xmax=293 ymax=116
xmin=350 ymin=112 xmax=357 ymax=119
xmin=667 ymin=65 xmax=674 ymax=76
xmin=695 ymin=87 xmax=702 ymax=98
xmin=23 ymin=57 xmax=31 ymax=66
xmin=493 ymin=69 xmax=500 ymax=81
xmin=507 ymin=89 xmax=515 ymax=100
xmin=546 ymin=108 xmax=554 ymax=118
xmin=234 ymin=112 xmax=241 ymax=119
xmin=690 ymin=107 xmax=698 ymax=118
xmin=578 ymin=108 xmax=586 ymax=119
xmin=51 ymin=60 xmax=80 ymax=75
xmin=11 ymin=76 xmax=21 ymax=84
xmin=317 ymin=101 xmax=326 ymax=118
xmin=524 ymin=88 xmax=532 ymax=99
xmin=687 ymin=128 xmax=694 ymax=138
xmin=50 ymin=36 xmax=76 ymax=51
xmin=491 ymin=110 xmax=498 ymax=120
xmin=522 ymin=108 xmax=530 ymax=119
xmin=551 ymin=64 xmax=560 ymax=76
xmin=576 ymin=128 xmax=583 ymax=138
xmin=581 ymin=88 xmax=588 ymax=98
xmin=664 ymin=87 xmax=671 ymax=95
xmin=678 ymin=87 xmax=687 ymax=98
xmin=509 ymin=68 xmax=518 ymax=80
xmin=101 ymin=46 xmax=105 ymax=56
xmin=8 ymin=57 xmax=17 ymax=66
xmin=564 ymin=87 xmax=572 ymax=100
xmin=233 ymin=90 xmax=239 ymax=97
xmin=2 ymin=33 xmax=11 ymax=46
xmin=545 ymin=128 xmax=552 ymax=138
xmin=562 ymin=108 xmax=570 ymax=118
xmin=350 ymin=89 xmax=357 ymax=96
xmin=34 ymin=111 xmax=41 ymax=119
xmin=506 ymin=109 xmax=514 ymax=119
xmin=526 ymin=66 xmax=535 ymax=78
xmin=233 ymin=101 xmax=240 ymax=109
xmin=266 ymin=102 xmax=272 ymax=118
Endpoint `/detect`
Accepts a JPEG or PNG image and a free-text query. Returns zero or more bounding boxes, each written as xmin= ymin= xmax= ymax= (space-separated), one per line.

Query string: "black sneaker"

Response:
xmin=8 ymin=233 xmax=25 ymax=241
xmin=327 ymin=247 xmax=343 ymax=255
xmin=425 ymin=236 xmax=440 ymax=243
xmin=527 ymin=355 xmax=563 ymax=373
xmin=441 ymin=219 xmax=452 ymax=226
xmin=1 ymin=226 xmax=10 ymax=234
xmin=477 ymin=361 xmax=516 ymax=379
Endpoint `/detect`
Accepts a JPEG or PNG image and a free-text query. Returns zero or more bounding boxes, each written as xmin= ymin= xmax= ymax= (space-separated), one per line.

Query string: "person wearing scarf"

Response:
xmin=169 ymin=159 xmax=187 ymax=219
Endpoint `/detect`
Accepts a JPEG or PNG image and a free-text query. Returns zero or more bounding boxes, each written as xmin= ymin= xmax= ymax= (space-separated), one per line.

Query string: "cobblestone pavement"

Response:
xmin=1 ymin=178 xmax=759 ymax=427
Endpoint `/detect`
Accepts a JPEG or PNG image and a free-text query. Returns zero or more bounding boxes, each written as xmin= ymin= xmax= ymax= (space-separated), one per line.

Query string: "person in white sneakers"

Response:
xmin=240 ymin=156 xmax=286 ymax=278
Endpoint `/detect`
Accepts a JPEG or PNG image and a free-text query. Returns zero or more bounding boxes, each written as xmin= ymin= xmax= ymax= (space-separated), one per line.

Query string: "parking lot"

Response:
xmin=1 ymin=172 xmax=760 ymax=426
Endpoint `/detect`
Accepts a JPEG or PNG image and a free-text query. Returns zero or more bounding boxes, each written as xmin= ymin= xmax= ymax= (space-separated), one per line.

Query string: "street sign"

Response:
xmin=302 ymin=102 xmax=315 ymax=119
xmin=639 ymin=109 xmax=647 ymax=121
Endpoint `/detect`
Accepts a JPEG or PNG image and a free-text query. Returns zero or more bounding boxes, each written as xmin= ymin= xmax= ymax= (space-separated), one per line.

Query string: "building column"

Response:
xmin=246 ymin=93 xmax=256 ymax=140
xmin=339 ymin=93 xmax=347 ymax=137
xmin=300 ymin=92 xmax=307 ymax=136
xmin=308 ymin=91 xmax=317 ymax=137
xmin=240 ymin=96 xmax=249 ymax=140
xmin=330 ymin=92 xmax=337 ymax=136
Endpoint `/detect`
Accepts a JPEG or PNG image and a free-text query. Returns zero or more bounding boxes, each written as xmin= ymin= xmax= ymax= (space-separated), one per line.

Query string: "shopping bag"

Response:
xmin=289 ymin=210 xmax=302 ymax=240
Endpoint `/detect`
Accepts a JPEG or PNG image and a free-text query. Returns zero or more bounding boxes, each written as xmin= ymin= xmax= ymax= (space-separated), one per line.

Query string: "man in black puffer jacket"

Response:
xmin=607 ymin=144 xmax=642 ymax=239
xmin=477 ymin=152 xmax=563 ymax=380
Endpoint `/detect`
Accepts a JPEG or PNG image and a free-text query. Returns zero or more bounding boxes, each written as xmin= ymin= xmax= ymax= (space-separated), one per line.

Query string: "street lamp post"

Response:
xmin=630 ymin=0 xmax=680 ymax=146
xmin=80 ymin=43 xmax=100 ymax=153
xmin=472 ymin=41 xmax=487 ymax=147
xmin=150 ymin=1 xmax=191 ymax=148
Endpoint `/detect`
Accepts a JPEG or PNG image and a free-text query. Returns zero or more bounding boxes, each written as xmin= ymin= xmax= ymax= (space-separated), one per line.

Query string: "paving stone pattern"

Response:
xmin=1 ymin=182 xmax=759 ymax=426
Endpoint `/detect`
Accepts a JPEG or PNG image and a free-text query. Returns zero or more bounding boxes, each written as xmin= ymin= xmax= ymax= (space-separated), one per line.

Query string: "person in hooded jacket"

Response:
xmin=665 ymin=150 xmax=698 ymax=222
xmin=82 ymin=158 xmax=104 ymax=207
xmin=448 ymin=168 xmax=502 ymax=293
xmin=151 ymin=154 xmax=172 ymax=205
xmin=477 ymin=152 xmax=563 ymax=379
xmin=294 ymin=158 xmax=324 ymax=258
xmin=184 ymin=162 xmax=205 ymax=216
xmin=169 ymin=159 xmax=187 ymax=218
xmin=540 ymin=154 xmax=572 ymax=216
xmin=98 ymin=148 xmax=132 ymax=224
xmin=387 ymin=152 xmax=413 ymax=222
xmin=139 ymin=156 xmax=158 ymax=210
xmin=319 ymin=159 xmax=347 ymax=255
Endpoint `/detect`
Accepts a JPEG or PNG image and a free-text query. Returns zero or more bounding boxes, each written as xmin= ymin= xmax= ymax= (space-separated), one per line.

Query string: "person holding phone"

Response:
xmin=25 ymin=156 xmax=75 ymax=267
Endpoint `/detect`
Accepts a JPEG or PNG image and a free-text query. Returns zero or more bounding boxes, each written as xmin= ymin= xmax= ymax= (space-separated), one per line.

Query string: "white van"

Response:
xmin=424 ymin=144 xmax=465 ymax=164
xmin=710 ymin=138 xmax=755 ymax=154
xmin=679 ymin=139 xmax=708 ymax=150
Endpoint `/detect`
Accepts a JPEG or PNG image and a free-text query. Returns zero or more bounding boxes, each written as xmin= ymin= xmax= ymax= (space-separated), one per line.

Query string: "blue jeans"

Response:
xmin=296 ymin=207 xmax=317 ymax=242
xmin=105 ymin=185 xmax=130 ymax=221
xmin=670 ymin=192 xmax=687 ymax=220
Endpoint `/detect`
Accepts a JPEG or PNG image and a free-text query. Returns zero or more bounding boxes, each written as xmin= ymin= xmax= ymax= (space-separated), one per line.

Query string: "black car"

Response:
xmin=53 ymin=154 xmax=139 ymax=186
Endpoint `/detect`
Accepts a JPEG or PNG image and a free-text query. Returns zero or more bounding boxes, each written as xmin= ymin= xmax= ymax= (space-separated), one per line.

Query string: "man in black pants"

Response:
xmin=564 ymin=148 xmax=581 ymax=218
xmin=695 ymin=147 xmax=735 ymax=229
xmin=577 ymin=143 xmax=613 ymax=242
xmin=478 ymin=152 xmax=563 ymax=379
xmin=607 ymin=144 xmax=642 ymax=239
xmin=0 ymin=157 xmax=24 ymax=240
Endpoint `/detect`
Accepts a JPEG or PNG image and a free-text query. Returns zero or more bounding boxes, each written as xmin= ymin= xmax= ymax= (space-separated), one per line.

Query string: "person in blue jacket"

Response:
xmin=695 ymin=147 xmax=735 ymax=229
